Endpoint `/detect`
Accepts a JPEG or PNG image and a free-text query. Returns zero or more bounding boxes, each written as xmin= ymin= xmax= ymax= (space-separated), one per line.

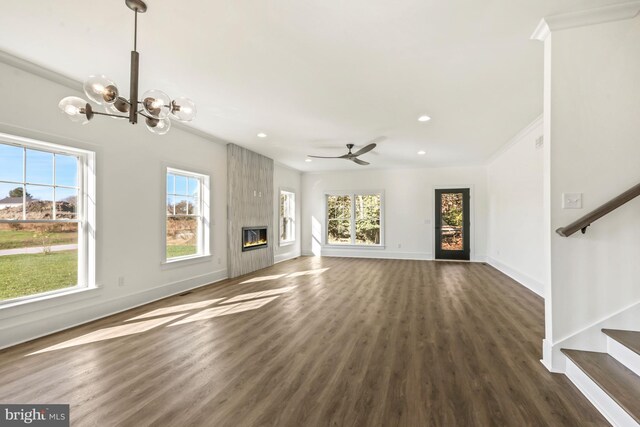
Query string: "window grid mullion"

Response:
xmin=52 ymin=154 xmax=57 ymax=220
xmin=22 ymin=147 xmax=26 ymax=220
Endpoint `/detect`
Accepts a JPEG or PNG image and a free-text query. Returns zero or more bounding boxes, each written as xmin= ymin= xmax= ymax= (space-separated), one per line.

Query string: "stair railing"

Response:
xmin=556 ymin=183 xmax=640 ymax=237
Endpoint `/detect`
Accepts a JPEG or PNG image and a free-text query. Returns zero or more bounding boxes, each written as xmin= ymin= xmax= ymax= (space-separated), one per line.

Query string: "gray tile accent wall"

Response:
xmin=227 ymin=144 xmax=274 ymax=278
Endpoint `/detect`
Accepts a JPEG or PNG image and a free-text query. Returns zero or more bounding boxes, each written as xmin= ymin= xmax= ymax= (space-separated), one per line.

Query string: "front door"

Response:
xmin=435 ymin=188 xmax=470 ymax=260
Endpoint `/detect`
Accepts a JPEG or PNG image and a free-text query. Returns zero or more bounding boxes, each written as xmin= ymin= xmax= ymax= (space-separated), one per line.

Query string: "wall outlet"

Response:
xmin=217 ymin=258 xmax=221 ymax=265
xmin=118 ymin=276 xmax=125 ymax=287
xmin=562 ymin=193 xmax=583 ymax=209
xmin=397 ymin=243 xmax=402 ymax=249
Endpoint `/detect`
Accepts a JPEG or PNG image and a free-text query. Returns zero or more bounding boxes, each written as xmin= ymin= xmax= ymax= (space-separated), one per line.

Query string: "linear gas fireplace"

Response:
xmin=242 ymin=226 xmax=268 ymax=251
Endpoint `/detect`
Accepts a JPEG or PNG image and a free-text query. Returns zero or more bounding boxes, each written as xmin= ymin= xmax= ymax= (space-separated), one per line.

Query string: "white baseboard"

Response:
xmin=0 ymin=268 xmax=228 ymax=350
xmin=319 ymin=248 xmax=434 ymax=260
xmin=549 ymin=300 xmax=640 ymax=372
xmin=565 ymin=357 xmax=639 ymax=427
xmin=486 ymin=256 xmax=544 ymax=297
xmin=301 ymin=249 xmax=489 ymax=263
xmin=274 ymin=251 xmax=301 ymax=264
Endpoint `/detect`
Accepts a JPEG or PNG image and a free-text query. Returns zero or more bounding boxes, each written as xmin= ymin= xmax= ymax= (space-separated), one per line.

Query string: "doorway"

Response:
xmin=435 ymin=188 xmax=470 ymax=260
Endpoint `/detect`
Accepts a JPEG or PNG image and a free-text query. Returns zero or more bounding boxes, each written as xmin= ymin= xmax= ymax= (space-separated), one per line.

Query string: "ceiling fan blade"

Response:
xmin=352 ymin=143 xmax=377 ymax=157
xmin=307 ymin=155 xmax=344 ymax=159
xmin=352 ymin=158 xmax=370 ymax=166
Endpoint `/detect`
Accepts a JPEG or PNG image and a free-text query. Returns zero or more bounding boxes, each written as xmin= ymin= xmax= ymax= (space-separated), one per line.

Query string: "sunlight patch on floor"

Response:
xmin=240 ymin=274 xmax=287 ymax=284
xmin=225 ymin=286 xmax=297 ymax=304
xmin=126 ymin=298 xmax=226 ymax=321
xmin=286 ymin=268 xmax=329 ymax=278
xmin=29 ymin=314 xmax=185 ymax=355
xmin=168 ymin=296 xmax=279 ymax=326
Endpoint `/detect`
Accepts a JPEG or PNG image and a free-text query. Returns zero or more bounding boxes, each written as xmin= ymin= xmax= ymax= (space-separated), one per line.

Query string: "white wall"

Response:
xmin=0 ymin=59 xmax=229 ymax=348
xmin=273 ymin=163 xmax=302 ymax=263
xmin=487 ymin=118 xmax=545 ymax=296
xmin=301 ymin=167 xmax=488 ymax=261
xmin=544 ymin=14 xmax=640 ymax=369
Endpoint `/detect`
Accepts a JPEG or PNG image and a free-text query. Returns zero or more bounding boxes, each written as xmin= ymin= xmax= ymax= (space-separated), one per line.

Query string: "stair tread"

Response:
xmin=603 ymin=329 xmax=640 ymax=356
xmin=562 ymin=349 xmax=640 ymax=424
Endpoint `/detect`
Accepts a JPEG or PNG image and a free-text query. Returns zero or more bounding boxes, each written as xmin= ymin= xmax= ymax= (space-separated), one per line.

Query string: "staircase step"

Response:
xmin=562 ymin=349 xmax=640 ymax=424
xmin=603 ymin=329 xmax=640 ymax=356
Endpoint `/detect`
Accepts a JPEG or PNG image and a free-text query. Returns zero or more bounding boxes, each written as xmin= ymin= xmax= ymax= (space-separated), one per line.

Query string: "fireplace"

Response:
xmin=242 ymin=226 xmax=268 ymax=251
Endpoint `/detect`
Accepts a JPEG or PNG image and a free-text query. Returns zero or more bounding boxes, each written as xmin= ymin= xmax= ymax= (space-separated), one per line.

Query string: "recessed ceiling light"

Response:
xmin=417 ymin=150 xmax=426 ymax=155
xmin=257 ymin=132 xmax=267 ymax=138
xmin=418 ymin=115 xmax=431 ymax=122
xmin=305 ymin=158 xmax=312 ymax=162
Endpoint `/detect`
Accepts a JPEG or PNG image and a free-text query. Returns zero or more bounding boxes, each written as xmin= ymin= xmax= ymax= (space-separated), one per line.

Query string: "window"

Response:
xmin=326 ymin=192 xmax=383 ymax=246
xmin=0 ymin=134 xmax=94 ymax=302
xmin=279 ymin=190 xmax=295 ymax=245
xmin=165 ymin=168 xmax=209 ymax=261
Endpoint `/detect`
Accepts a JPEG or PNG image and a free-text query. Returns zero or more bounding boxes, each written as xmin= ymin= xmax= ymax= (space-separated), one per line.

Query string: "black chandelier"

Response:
xmin=58 ymin=0 xmax=196 ymax=135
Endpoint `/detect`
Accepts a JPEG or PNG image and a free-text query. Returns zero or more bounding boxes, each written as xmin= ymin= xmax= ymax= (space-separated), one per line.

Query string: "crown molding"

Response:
xmin=531 ymin=1 xmax=640 ymax=41
xmin=486 ymin=115 xmax=543 ymax=165
xmin=0 ymin=49 xmax=230 ymax=147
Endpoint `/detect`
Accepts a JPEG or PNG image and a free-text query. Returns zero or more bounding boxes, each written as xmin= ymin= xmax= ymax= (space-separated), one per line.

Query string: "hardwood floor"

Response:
xmin=0 ymin=257 xmax=607 ymax=426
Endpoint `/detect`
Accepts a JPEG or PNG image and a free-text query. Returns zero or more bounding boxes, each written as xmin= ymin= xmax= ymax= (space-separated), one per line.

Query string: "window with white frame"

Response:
xmin=326 ymin=192 xmax=383 ymax=246
xmin=279 ymin=190 xmax=295 ymax=245
xmin=165 ymin=168 xmax=209 ymax=261
xmin=0 ymin=134 xmax=94 ymax=302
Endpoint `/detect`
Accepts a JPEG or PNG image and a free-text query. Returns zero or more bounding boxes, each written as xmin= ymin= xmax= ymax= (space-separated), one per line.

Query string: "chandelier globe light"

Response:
xmin=58 ymin=0 xmax=196 ymax=134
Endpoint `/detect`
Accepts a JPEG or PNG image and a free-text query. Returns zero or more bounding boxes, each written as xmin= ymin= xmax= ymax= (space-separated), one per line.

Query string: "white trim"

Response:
xmin=0 ymin=286 xmax=100 ymax=314
xmin=0 ymin=268 xmax=228 ymax=350
xmin=324 ymin=190 xmax=385 ymax=247
xmin=320 ymin=249 xmax=432 ymax=260
xmin=161 ymin=254 xmax=213 ymax=268
xmin=554 ymin=299 xmax=640 ymax=347
xmin=565 ymin=357 xmax=640 ymax=427
xmin=0 ymin=132 xmax=96 ymax=305
xmin=274 ymin=251 xmax=301 ymax=264
xmin=530 ymin=20 xmax=551 ymax=42
xmin=547 ymin=300 xmax=640 ymax=372
xmin=278 ymin=188 xmax=296 ymax=246
xmin=531 ymin=1 xmax=640 ymax=41
xmin=486 ymin=115 xmax=543 ymax=164
xmin=608 ymin=337 xmax=640 ymax=378
xmin=486 ymin=256 xmax=544 ymax=297
xmin=162 ymin=166 xmax=211 ymax=263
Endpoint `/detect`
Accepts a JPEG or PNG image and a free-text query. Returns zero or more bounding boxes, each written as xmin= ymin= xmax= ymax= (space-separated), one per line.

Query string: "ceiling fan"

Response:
xmin=308 ymin=143 xmax=377 ymax=166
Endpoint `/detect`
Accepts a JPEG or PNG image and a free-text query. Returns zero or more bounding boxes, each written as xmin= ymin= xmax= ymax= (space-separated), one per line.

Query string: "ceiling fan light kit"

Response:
xmin=58 ymin=0 xmax=196 ymax=134
xmin=308 ymin=143 xmax=377 ymax=166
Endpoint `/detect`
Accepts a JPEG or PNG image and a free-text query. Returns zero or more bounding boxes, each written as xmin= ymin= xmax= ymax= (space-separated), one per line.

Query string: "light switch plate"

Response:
xmin=562 ymin=193 xmax=583 ymax=209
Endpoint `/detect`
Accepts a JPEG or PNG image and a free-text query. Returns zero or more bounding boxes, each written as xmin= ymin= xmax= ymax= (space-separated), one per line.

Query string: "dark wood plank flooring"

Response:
xmin=0 ymin=257 xmax=608 ymax=426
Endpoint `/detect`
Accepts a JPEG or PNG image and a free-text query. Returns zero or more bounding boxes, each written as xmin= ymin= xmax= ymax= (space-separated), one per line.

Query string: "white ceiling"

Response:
xmin=0 ymin=0 xmax=625 ymax=171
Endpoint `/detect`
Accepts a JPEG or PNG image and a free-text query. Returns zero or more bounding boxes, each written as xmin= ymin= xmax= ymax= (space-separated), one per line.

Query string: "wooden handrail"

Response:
xmin=556 ymin=183 xmax=640 ymax=237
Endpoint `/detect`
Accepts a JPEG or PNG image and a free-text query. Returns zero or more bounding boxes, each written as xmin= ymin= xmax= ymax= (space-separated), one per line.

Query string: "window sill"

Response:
xmin=279 ymin=240 xmax=295 ymax=247
xmin=324 ymin=244 xmax=385 ymax=250
xmin=162 ymin=254 xmax=212 ymax=268
xmin=0 ymin=285 xmax=100 ymax=317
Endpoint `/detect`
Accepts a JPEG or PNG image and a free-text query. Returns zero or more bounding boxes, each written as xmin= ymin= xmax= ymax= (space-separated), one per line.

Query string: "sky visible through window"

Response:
xmin=0 ymin=143 xmax=78 ymax=201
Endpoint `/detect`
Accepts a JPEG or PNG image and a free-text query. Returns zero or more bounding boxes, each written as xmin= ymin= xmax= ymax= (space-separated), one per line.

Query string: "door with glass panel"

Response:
xmin=435 ymin=188 xmax=470 ymax=260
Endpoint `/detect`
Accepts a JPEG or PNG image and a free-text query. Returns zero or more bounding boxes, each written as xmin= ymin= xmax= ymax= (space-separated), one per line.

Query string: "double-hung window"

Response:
xmin=326 ymin=192 xmax=383 ymax=246
xmin=165 ymin=168 xmax=209 ymax=261
xmin=279 ymin=190 xmax=295 ymax=245
xmin=0 ymin=133 xmax=95 ymax=302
